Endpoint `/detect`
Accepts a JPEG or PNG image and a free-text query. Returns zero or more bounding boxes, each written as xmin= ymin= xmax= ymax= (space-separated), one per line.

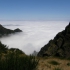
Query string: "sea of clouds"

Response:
xmin=0 ymin=21 xmax=69 ymax=54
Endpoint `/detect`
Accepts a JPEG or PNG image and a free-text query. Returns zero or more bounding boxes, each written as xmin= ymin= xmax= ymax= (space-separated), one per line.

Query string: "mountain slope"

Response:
xmin=0 ymin=24 xmax=22 ymax=37
xmin=38 ymin=22 xmax=70 ymax=58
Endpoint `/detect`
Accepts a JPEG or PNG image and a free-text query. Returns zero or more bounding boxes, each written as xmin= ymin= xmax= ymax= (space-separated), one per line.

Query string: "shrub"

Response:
xmin=54 ymin=67 xmax=62 ymax=70
xmin=9 ymin=48 xmax=25 ymax=54
xmin=0 ymin=41 xmax=8 ymax=53
xmin=48 ymin=60 xmax=60 ymax=65
xmin=0 ymin=52 xmax=39 ymax=70
xmin=67 ymin=62 xmax=70 ymax=66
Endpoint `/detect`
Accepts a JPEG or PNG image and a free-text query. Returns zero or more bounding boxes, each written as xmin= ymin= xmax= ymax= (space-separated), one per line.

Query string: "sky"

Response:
xmin=0 ymin=0 xmax=70 ymax=21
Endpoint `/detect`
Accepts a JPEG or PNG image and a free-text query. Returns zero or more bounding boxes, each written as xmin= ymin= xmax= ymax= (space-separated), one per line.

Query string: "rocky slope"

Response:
xmin=0 ymin=24 xmax=22 ymax=37
xmin=38 ymin=22 xmax=70 ymax=58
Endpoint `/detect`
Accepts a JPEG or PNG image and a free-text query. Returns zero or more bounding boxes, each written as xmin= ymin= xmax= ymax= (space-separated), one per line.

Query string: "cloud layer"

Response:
xmin=0 ymin=21 xmax=68 ymax=54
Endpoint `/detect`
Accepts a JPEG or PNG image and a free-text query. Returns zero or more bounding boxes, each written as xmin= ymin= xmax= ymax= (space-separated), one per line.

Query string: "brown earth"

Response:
xmin=37 ymin=57 xmax=70 ymax=70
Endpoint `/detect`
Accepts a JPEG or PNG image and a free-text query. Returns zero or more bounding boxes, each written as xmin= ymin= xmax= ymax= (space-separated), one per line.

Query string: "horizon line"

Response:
xmin=0 ymin=19 xmax=69 ymax=21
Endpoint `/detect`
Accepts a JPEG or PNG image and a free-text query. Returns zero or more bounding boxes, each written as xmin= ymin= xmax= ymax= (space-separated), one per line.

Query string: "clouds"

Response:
xmin=0 ymin=21 xmax=68 ymax=54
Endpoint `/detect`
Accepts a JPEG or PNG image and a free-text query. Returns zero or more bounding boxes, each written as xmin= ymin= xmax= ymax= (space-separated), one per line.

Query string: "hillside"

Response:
xmin=0 ymin=41 xmax=38 ymax=70
xmin=38 ymin=22 xmax=70 ymax=58
xmin=37 ymin=57 xmax=70 ymax=70
xmin=0 ymin=24 xmax=22 ymax=37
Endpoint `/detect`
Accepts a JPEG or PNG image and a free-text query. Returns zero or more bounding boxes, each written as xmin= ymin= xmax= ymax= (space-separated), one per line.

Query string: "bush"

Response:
xmin=67 ymin=62 xmax=70 ymax=66
xmin=0 ymin=41 xmax=8 ymax=53
xmin=48 ymin=60 xmax=60 ymax=65
xmin=9 ymin=48 xmax=25 ymax=54
xmin=0 ymin=52 xmax=39 ymax=70
xmin=54 ymin=67 xmax=62 ymax=70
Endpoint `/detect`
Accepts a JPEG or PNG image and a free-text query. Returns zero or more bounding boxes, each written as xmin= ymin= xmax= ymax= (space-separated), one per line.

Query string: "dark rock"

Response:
xmin=0 ymin=24 xmax=22 ymax=37
xmin=38 ymin=22 xmax=70 ymax=58
xmin=14 ymin=28 xmax=22 ymax=32
xmin=56 ymin=38 xmax=63 ymax=48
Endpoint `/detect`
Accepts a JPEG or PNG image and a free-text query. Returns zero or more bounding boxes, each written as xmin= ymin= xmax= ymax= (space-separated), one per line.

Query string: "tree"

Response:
xmin=0 ymin=41 xmax=8 ymax=54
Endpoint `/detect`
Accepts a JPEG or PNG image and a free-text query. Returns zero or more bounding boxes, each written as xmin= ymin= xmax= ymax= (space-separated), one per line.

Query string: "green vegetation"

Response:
xmin=67 ymin=62 xmax=70 ymax=66
xmin=54 ymin=68 xmax=62 ymax=70
xmin=48 ymin=60 xmax=60 ymax=65
xmin=9 ymin=48 xmax=25 ymax=54
xmin=0 ymin=41 xmax=8 ymax=53
xmin=0 ymin=41 xmax=39 ymax=70
xmin=0 ymin=52 xmax=38 ymax=70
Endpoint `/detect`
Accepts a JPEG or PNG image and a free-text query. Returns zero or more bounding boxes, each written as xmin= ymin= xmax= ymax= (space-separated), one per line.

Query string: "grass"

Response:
xmin=37 ymin=57 xmax=70 ymax=70
xmin=54 ymin=67 xmax=62 ymax=70
xmin=67 ymin=62 xmax=70 ymax=66
xmin=48 ymin=60 xmax=60 ymax=65
xmin=0 ymin=52 xmax=39 ymax=70
xmin=0 ymin=41 xmax=39 ymax=70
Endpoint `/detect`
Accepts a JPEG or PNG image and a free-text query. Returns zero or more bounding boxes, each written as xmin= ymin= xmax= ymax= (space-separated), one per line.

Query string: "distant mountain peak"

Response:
xmin=0 ymin=24 xmax=22 ymax=37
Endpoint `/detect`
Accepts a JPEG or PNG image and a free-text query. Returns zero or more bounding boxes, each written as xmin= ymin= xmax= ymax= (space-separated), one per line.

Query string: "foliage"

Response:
xmin=0 ymin=52 xmax=39 ymax=70
xmin=54 ymin=67 xmax=62 ymax=70
xmin=0 ymin=41 xmax=38 ymax=70
xmin=9 ymin=48 xmax=24 ymax=54
xmin=0 ymin=41 xmax=8 ymax=53
xmin=48 ymin=60 xmax=60 ymax=65
xmin=67 ymin=62 xmax=70 ymax=66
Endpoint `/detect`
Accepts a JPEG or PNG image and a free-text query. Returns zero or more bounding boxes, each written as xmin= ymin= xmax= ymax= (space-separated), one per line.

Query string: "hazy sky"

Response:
xmin=0 ymin=0 xmax=70 ymax=21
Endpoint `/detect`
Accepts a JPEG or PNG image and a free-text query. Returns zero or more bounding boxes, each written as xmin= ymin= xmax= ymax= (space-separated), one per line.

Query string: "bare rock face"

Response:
xmin=38 ymin=22 xmax=70 ymax=58
xmin=0 ymin=24 xmax=22 ymax=37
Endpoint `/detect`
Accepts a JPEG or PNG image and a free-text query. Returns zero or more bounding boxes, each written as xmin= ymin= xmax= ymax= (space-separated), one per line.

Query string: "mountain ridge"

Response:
xmin=38 ymin=22 xmax=70 ymax=58
xmin=0 ymin=24 xmax=22 ymax=37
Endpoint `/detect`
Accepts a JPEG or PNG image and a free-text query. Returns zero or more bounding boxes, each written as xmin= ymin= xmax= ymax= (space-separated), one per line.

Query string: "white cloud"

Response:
xmin=0 ymin=21 xmax=69 ymax=54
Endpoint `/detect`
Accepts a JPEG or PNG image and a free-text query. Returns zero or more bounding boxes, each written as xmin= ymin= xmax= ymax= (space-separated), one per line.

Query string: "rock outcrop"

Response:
xmin=14 ymin=28 xmax=22 ymax=32
xmin=0 ymin=24 xmax=22 ymax=37
xmin=38 ymin=22 xmax=70 ymax=58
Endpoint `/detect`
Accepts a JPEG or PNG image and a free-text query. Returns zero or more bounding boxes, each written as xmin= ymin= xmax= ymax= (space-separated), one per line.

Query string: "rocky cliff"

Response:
xmin=0 ymin=24 xmax=22 ymax=37
xmin=38 ymin=22 xmax=70 ymax=58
